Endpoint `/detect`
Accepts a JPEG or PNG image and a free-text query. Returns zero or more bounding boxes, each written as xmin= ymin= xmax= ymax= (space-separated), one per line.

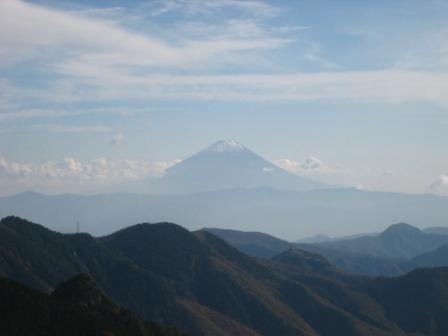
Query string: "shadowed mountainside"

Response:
xmin=203 ymin=227 xmax=291 ymax=258
xmin=206 ymin=224 xmax=448 ymax=277
xmin=2 ymin=216 xmax=448 ymax=335
xmin=0 ymin=273 xmax=184 ymax=336
xmin=405 ymin=244 xmax=448 ymax=270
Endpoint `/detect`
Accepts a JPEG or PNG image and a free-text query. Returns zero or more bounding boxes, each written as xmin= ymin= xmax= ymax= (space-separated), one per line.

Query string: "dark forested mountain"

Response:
xmin=3 ymin=216 xmax=448 ymax=336
xmin=1 ymin=188 xmax=448 ymax=238
xmin=202 ymin=227 xmax=292 ymax=258
xmin=363 ymin=268 xmax=448 ymax=336
xmin=271 ymin=248 xmax=339 ymax=275
xmin=0 ymin=273 xmax=184 ymax=336
xmin=296 ymin=244 xmax=407 ymax=277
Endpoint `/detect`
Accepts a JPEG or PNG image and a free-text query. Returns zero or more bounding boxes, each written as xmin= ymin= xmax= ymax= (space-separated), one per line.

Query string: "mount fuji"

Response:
xmin=148 ymin=140 xmax=325 ymax=194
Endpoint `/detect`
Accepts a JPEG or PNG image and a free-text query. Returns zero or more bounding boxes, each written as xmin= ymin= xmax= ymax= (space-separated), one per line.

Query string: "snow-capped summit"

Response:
xmin=204 ymin=140 xmax=246 ymax=153
xmin=147 ymin=140 xmax=326 ymax=194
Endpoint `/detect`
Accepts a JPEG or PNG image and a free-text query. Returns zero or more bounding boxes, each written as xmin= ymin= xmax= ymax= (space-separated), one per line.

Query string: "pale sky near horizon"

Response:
xmin=0 ymin=0 xmax=448 ymax=195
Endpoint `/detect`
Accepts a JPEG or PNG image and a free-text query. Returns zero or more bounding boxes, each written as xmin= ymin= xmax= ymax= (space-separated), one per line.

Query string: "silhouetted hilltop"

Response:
xmin=0 ymin=273 xmax=184 ymax=336
xmin=272 ymin=248 xmax=338 ymax=275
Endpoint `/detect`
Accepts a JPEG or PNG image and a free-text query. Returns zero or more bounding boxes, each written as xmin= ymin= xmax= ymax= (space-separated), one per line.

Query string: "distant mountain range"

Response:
xmin=3 ymin=216 xmax=448 ymax=336
xmin=1 ymin=140 xmax=448 ymax=237
xmin=296 ymin=232 xmax=377 ymax=244
xmin=0 ymin=273 xmax=184 ymax=336
xmin=2 ymin=187 xmax=448 ymax=238
xmin=423 ymin=226 xmax=448 ymax=235
xmin=301 ymin=223 xmax=448 ymax=259
xmin=205 ymin=223 xmax=448 ymax=277
xmin=407 ymin=244 xmax=448 ymax=269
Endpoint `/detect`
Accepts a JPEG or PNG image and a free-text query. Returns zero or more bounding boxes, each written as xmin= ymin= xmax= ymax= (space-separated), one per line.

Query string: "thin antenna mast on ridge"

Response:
xmin=76 ymin=221 xmax=80 ymax=234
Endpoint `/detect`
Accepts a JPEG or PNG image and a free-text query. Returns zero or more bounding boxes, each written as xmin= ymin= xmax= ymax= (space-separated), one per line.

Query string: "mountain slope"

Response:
xmin=201 ymin=227 xmax=405 ymax=277
xmin=0 ymin=273 xmax=184 ymax=336
xmin=301 ymin=223 xmax=448 ymax=260
xmin=148 ymin=140 xmax=324 ymax=194
xmin=3 ymin=216 xmax=448 ymax=335
xmin=406 ymin=244 xmax=448 ymax=269
xmin=423 ymin=227 xmax=448 ymax=235
xmin=0 ymin=216 xmax=315 ymax=335
xmin=202 ymin=227 xmax=292 ymax=258
xmin=102 ymin=224 xmax=317 ymax=336
xmin=363 ymin=268 xmax=448 ymax=336
xmin=202 ymin=225 xmax=448 ymax=277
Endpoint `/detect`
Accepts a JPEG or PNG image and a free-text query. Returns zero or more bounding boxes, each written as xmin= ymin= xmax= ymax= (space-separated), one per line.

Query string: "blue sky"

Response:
xmin=0 ymin=0 xmax=448 ymax=195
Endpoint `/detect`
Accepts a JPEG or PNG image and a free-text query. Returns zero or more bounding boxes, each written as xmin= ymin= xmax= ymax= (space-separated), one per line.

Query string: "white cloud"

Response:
xmin=0 ymin=155 xmax=180 ymax=185
xmin=0 ymin=0 xmax=301 ymax=119
xmin=0 ymin=156 xmax=33 ymax=179
xmin=1 ymin=0 xmax=448 ymax=123
xmin=275 ymin=157 xmax=350 ymax=176
xmin=2 ymin=0 xmax=448 ymax=114
xmin=0 ymin=0 xmax=180 ymax=68
xmin=0 ymin=0 xmax=288 ymax=70
xmin=429 ymin=174 xmax=448 ymax=190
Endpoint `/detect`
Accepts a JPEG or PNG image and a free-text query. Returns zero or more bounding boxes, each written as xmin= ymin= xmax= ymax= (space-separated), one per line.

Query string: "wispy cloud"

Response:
xmin=0 ymin=0 xmax=180 ymax=67
xmin=1 ymin=0 xmax=448 ymax=121
xmin=30 ymin=124 xmax=112 ymax=133
xmin=0 ymin=0 xmax=448 ymax=114
xmin=0 ymin=109 xmax=71 ymax=121
xmin=0 ymin=0 xmax=288 ymax=69
xmin=15 ymin=70 xmax=448 ymax=106
xmin=0 ymin=0 xmax=301 ymax=119
xmin=0 ymin=106 xmax=152 ymax=121
xmin=148 ymin=0 xmax=281 ymax=18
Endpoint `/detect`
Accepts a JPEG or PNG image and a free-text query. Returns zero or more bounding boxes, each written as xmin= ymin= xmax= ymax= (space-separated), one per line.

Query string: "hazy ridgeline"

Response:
xmin=1 ymin=140 xmax=448 ymax=239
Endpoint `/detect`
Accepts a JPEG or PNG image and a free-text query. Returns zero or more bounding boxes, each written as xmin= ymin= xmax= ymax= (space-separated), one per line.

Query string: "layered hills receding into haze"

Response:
xmin=2 ymin=216 xmax=448 ymax=336
xmin=1 ymin=140 xmax=448 ymax=238
xmin=205 ymin=223 xmax=448 ymax=277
